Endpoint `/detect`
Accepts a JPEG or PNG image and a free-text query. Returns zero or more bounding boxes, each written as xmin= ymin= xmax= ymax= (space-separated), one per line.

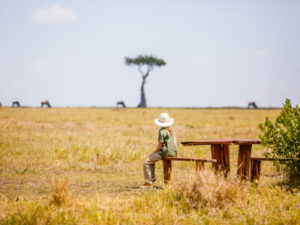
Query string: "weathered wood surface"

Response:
xmin=211 ymin=144 xmax=223 ymax=173
xmin=181 ymin=138 xmax=261 ymax=146
xmin=163 ymin=157 xmax=216 ymax=183
xmin=250 ymin=160 xmax=261 ymax=182
xmin=210 ymin=144 xmax=230 ymax=175
xmin=223 ymin=144 xmax=230 ymax=176
xmin=164 ymin=157 xmax=216 ymax=162
xmin=251 ymin=157 xmax=300 ymax=161
xmin=181 ymin=139 xmax=234 ymax=146
xmin=237 ymin=145 xmax=252 ymax=179
xmin=163 ymin=159 xmax=172 ymax=183
xmin=233 ymin=139 xmax=261 ymax=145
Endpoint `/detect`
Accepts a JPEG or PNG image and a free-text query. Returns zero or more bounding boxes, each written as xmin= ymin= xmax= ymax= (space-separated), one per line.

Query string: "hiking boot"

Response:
xmin=139 ymin=183 xmax=154 ymax=189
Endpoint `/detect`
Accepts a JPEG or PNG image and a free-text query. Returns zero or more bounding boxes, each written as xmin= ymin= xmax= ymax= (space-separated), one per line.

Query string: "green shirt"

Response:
xmin=158 ymin=128 xmax=177 ymax=158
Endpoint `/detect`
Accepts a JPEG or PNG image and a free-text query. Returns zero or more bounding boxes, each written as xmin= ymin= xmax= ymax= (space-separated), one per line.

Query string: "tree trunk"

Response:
xmin=137 ymin=78 xmax=147 ymax=108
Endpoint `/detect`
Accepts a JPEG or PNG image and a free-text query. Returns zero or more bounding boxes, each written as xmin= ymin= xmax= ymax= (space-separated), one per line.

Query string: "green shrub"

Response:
xmin=258 ymin=99 xmax=300 ymax=180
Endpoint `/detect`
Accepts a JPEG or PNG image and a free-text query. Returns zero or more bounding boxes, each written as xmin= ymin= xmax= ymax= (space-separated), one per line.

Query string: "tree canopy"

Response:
xmin=125 ymin=55 xmax=166 ymax=68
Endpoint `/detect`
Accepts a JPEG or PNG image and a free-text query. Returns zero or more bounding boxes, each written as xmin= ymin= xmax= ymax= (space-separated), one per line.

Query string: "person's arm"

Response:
xmin=153 ymin=142 xmax=163 ymax=153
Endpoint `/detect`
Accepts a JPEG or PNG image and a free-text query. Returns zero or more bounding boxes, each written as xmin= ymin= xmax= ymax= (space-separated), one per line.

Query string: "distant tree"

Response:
xmin=125 ymin=55 xmax=166 ymax=107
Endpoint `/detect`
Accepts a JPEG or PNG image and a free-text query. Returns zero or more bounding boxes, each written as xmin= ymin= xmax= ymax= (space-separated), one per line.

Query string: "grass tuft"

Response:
xmin=165 ymin=171 xmax=246 ymax=210
xmin=50 ymin=179 xmax=72 ymax=206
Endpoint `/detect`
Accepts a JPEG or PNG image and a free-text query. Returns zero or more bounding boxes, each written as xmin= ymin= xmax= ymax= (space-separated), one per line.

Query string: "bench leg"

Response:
xmin=211 ymin=144 xmax=230 ymax=176
xmin=163 ymin=159 xmax=172 ymax=183
xmin=251 ymin=160 xmax=261 ymax=183
xmin=195 ymin=161 xmax=205 ymax=172
xmin=237 ymin=145 xmax=252 ymax=180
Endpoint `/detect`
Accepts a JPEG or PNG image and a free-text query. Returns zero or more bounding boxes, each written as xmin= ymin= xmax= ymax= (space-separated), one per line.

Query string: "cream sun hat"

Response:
xmin=154 ymin=113 xmax=174 ymax=127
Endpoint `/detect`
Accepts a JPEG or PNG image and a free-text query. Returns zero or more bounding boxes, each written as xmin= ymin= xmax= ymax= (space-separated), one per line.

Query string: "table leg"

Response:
xmin=163 ymin=159 xmax=172 ymax=183
xmin=251 ymin=159 xmax=262 ymax=183
xmin=211 ymin=144 xmax=230 ymax=175
xmin=237 ymin=144 xmax=252 ymax=179
xmin=211 ymin=144 xmax=222 ymax=173
xmin=223 ymin=144 xmax=230 ymax=176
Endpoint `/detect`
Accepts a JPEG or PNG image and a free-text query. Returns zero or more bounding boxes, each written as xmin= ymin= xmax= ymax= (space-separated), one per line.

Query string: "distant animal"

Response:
xmin=12 ymin=101 xmax=21 ymax=107
xmin=116 ymin=101 xmax=126 ymax=108
xmin=248 ymin=101 xmax=258 ymax=109
xmin=41 ymin=100 xmax=51 ymax=108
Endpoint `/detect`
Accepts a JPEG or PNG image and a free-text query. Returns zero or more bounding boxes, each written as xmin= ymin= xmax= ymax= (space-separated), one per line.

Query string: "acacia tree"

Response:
xmin=125 ymin=55 xmax=166 ymax=107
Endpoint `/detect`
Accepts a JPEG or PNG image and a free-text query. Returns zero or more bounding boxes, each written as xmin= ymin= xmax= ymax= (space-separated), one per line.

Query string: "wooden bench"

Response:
xmin=162 ymin=157 xmax=217 ymax=183
xmin=251 ymin=157 xmax=300 ymax=182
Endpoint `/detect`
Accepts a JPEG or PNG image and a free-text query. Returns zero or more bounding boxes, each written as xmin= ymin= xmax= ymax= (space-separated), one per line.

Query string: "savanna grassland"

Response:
xmin=0 ymin=107 xmax=299 ymax=224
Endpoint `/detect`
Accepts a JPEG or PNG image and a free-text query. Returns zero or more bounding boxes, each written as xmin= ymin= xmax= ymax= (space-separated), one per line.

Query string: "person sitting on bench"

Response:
xmin=140 ymin=113 xmax=177 ymax=188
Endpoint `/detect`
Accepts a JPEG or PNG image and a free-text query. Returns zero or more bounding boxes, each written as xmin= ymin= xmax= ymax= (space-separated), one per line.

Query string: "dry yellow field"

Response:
xmin=0 ymin=107 xmax=299 ymax=224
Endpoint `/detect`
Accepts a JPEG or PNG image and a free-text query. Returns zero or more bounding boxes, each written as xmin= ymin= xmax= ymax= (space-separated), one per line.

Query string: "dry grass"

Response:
xmin=50 ymin=179 xmax=72 ymax=206
xmin=169 ymin=171 xmax=246 ymax=209
xmin=0 ymin=107 xmax=299 ymax=224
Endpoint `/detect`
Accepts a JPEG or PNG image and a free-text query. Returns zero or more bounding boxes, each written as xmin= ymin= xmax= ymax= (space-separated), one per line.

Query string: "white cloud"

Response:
xmin=252 ymin=49 xmax=270 ymax=57
xmin=27 ymin=61 xmax=49 ymax=73
xmin=30 ymin=5 xmax=77 ymax=25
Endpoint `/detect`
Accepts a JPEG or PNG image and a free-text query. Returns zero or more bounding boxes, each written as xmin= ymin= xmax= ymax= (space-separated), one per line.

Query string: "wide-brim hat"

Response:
xmin=154 ymin=113 xmax=174 ymax=127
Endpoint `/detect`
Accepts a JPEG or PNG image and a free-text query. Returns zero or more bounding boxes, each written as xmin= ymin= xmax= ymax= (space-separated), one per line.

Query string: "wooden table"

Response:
xmin=181 ymin=138 xmax=261 ymax=179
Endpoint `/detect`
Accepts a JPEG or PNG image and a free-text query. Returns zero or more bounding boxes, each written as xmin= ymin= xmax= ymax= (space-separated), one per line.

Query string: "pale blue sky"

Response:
xmin=0 ymin=0 xmax=299 ymax=107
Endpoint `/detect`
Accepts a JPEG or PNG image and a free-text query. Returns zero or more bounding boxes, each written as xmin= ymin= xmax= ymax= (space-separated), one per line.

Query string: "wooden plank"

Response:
xmin=164 ymin=157 xmax=216 ymax=163
xmin=163 ymin=159 xmax=172 ymax=183
xmin=251 ymin=159 xmax=262 ymax=183
xmin=237 ymin=144 xmax=252 ymax=179
xmin=251 ymin=157 xmax=300 ymax=161
xmin=181 ymin=139 xmax=261 ymax=146
xmin=233 ymin=139 xmax=261 ymax=145
xmin=181 ymin=139 xmax=234 ymax=146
